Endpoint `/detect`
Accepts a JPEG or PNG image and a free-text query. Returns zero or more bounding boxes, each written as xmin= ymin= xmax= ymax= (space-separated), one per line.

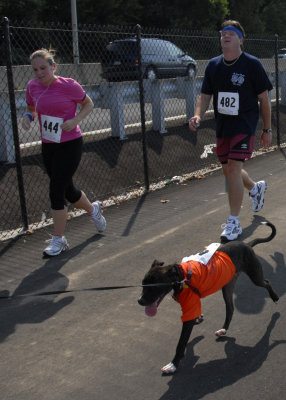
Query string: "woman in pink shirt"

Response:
xmin=23 ymin=48 xmax=106 ymax=256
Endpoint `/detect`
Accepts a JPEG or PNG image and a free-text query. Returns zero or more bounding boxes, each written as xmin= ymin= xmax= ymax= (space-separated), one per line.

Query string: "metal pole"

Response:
xmin=71 ymin=0 xmax=80 ymax=64
xmin=3 ymin=17 xmax=29 ymax=232
xmin=136 ymin=24 xmax=150 ymax=191
xmin=274 ymin=34 xmax=280 ymax=147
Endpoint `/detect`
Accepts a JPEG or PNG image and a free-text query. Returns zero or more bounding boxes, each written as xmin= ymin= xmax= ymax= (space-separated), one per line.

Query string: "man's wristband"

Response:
xmin=24 ymin=112 xmax=34 ymax=121
xmin=262 ymin=128 xmax=272 ymax=133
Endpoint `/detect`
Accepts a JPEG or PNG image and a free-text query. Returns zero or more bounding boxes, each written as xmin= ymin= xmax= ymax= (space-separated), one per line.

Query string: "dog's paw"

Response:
xmin=215 ymin=328 xmax=227 ymax=337
xmin=161 ymin=362 xmax=177 ymax=375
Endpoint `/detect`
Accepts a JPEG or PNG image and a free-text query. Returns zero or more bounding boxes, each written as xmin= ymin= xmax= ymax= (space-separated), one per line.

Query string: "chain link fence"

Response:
xmin=1 ymin=18 xmax=286 ymax=240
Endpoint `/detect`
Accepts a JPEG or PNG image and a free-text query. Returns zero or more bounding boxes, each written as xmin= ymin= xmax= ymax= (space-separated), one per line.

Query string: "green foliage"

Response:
xmin=0 ymin=0 xmax=40 ymax=22
xmin=261 ymin=0 xmax=286 ymax=36
xmin=228 ymin=0 xmax=286 ymax=36
xmin=0 ymin=0 xmax=286 ymax=36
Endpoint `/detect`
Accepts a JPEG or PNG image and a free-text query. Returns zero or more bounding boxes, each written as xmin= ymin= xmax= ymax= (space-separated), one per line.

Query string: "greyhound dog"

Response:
xmin=138 ymin=222 xmax=279 ymax=375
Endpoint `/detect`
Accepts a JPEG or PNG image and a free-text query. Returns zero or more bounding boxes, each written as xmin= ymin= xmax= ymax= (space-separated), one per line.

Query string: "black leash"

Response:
xmin=0 ymin=282 xmax=179 ymax=300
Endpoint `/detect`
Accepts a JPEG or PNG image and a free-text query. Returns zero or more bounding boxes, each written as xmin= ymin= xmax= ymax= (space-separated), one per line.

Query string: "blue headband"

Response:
xmin=222 ymin=26 xmax=243 ymax=38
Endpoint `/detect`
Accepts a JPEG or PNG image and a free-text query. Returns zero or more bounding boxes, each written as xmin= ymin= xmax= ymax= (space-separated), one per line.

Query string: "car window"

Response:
xmin=141 ymin=40 xmax=157 ymax=55
xmin=107 ymin=41 xmax=137 ymax=56
xmin=155 ymin=41 xmax=170 ymax=56
xmin=167 ymin=42 xmax=184 ymax=57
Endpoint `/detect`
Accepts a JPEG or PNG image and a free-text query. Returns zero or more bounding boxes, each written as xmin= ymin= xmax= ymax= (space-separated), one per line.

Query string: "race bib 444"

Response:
xmin=41 ymin=115 xmax=64 ymax=143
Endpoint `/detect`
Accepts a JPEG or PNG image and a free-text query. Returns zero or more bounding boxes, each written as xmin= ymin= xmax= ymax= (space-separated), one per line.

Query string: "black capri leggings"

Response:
xmin=42 ymin=137 xmax=83 ymax=210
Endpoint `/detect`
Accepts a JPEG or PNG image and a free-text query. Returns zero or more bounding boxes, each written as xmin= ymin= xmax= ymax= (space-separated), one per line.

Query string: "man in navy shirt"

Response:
xmin=189 ymin=20 xmax=273 ymax=241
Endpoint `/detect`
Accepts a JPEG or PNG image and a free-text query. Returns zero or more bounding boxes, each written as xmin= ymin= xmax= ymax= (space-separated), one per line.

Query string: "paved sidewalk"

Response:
xmin=0 ymin=149 xmax=286 ymax=400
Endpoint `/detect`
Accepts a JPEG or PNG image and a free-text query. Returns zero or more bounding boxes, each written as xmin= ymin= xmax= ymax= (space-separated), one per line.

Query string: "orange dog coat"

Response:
xmin=175 ymin=251 xmax=236 ymax=322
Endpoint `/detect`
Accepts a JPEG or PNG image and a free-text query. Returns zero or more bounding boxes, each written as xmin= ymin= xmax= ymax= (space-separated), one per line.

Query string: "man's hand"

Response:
xmin=260 ymin=131 xmax=272 ymax=148
xmin=189 ymin=116 xmax=200 ymax=131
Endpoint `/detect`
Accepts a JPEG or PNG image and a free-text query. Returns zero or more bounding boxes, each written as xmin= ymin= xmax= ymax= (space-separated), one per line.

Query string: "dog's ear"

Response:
xmin=168 ymin=264 xmax=181 ymax=280
xmin=151 ymin=259 xmax=164 ymax=269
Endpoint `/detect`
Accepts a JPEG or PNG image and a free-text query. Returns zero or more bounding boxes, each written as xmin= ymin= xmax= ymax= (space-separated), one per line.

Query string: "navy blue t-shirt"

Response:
xmin=201 ymin=52 xmax=273 ymax=138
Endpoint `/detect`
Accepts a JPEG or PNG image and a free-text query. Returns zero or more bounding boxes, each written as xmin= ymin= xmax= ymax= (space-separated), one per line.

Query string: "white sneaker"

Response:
xmin=249 ymin=181 xmax=267 ymax=212
xmin=220 ymin=218 xmax=242 ymax=241
xmin=91 ymin=201 xmax=106 ymax=232
xmin=43 ymin=235 xmax=69 ymax=256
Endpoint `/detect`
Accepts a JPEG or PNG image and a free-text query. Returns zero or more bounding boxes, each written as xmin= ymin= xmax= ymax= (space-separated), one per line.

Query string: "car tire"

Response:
xmin=186 ymin=65 xmax=196 ymax=79
xmin=146 ymin=67 xmax=157 ymax=80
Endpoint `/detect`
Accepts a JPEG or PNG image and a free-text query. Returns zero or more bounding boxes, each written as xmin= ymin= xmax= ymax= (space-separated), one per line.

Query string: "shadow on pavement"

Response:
xmin=160 ymin=312 xmax=285 ymax=400
xmin=0 ymin=234 xmax=99 ymax=343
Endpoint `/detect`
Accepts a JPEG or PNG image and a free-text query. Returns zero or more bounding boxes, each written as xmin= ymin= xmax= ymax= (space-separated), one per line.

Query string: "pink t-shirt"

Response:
xmin=26 ymin=77 xmax=86 ymax=143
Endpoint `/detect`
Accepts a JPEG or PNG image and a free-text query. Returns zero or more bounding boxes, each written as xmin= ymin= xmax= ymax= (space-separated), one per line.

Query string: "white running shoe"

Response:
xmin=91 ymin=201 xmax=106 ymax=232
xmin=249 ymin=181 xmax=267 ymax=212
xmin=43 ymin=235 xmax=69 ymax=257
xmin=220 ymin=218 xmax=242 ymax=241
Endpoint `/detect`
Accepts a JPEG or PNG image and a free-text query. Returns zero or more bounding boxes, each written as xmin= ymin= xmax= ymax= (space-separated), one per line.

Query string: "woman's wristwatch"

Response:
xmin=263 ymin=128 xmax=272 ymax=133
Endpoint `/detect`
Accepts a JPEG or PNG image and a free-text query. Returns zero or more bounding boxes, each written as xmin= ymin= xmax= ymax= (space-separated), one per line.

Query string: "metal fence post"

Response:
xmin=274 ymin=34 xmax=280 ymax=147
xmin=3 ymin=17 xmax=29 ymax=232
xmin=136 ymin=24 xmax=149 ymax=191
xmin=71 ymin=0 xmax=80 ymax=64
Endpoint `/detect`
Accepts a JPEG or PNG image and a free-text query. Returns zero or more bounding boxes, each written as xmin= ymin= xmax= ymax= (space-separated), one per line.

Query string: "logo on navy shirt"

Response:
xmin=231 ymin=73 xmax=245 ymax=86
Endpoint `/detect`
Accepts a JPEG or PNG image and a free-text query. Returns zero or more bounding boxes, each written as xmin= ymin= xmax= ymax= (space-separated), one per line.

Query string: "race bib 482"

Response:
xmin=217 ymin=92 xmax=239 ymax=116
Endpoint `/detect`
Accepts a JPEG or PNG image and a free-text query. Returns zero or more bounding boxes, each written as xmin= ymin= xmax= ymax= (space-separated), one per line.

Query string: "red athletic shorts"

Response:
xmin=216 ymin=134 xmax=255 ymax=163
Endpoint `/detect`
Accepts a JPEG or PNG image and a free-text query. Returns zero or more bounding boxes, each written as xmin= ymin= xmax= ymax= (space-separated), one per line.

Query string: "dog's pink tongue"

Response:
xmin=145 ymin=304 xmax=157 ymax=317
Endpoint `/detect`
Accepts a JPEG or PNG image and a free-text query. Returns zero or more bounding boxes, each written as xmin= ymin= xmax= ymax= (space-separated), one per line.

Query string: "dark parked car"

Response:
xmin=101 ymin=38 xmax=197 ymax=82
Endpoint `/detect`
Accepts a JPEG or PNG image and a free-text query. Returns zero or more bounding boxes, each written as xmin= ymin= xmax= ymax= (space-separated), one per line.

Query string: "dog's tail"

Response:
xmin=248 ymin=221 xmax=276 ymax=248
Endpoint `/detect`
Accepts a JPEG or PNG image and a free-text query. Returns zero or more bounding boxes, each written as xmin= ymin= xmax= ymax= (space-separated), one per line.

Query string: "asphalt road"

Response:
xmin=0 ymin=150 xmax=286 ymax=399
